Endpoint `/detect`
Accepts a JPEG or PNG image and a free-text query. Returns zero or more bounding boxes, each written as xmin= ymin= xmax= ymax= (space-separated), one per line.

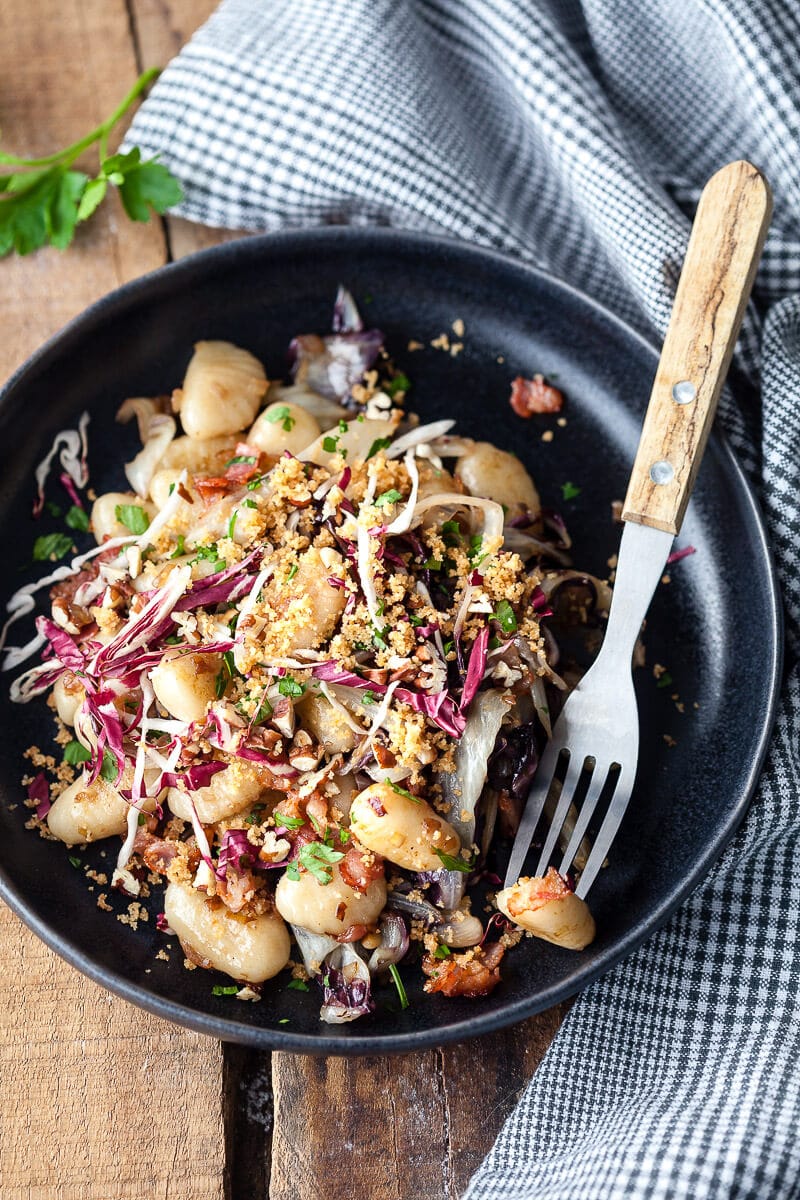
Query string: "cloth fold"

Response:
xmin=127 ymin=2 xmax=800 ymax=1195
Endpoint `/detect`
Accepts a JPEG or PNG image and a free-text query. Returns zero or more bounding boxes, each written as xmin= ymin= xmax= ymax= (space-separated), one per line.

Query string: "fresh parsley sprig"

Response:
xmin=0 ymin=68 xmax=183 ymax=257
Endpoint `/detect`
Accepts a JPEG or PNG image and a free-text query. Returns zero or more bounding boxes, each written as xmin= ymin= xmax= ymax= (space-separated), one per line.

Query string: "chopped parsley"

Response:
xmin=385 ymin=372 xmax=411 ymax=397
xmin=389 ymin=962 xmax=410 ymax=1010
xmin=212 ymin=985 xmax=239 ymax=996
xmin=266 ymin=405 xmax=295 ymax=432
xmin=68 ymin=855 xmax=82 ymax=869
xmin=45 ymin=501 xmax=62 ymax=518
xmin=287 ymin=978 xmax=310 ymax=991
xmin=191 ymin=543 xmax=225 ymax=572
xmin=492 ymin=599 xmax=517 ymax=634
xmin=100 ymin=748 xmax=118 ymax=782
xmin=227 ymin=510 xmax=238 ymax=539
xmin=561 ymin=481 xmax=582 ymax=501
xmin=656 ymin=671 xmax=673 ymax=689
xmin=322 ymin=435 xmax=339 ymax=454
xmin=433 ymin=945 xmax=451 ymax=959
xmin=372 ymin=626 xmax=390 ymax=651
xmin=423 ymin=557 xmax=443 ymax=571
xmin=243 ymin=498 xmax=258 ymax=509
xmin=338 ymin=419 xmax=348 ymax=434
xmin=286 ymin=841 xmax=345 ymax=885
xmin=375 ymin=488 xmax=403 ymax=507
xmin=247 ymin=475 xmax=267 ymax=491
xmin=278 ymin=1018 xmax=290 ymax=1024
xmin=286 ymin=563 xmax=298 ymax=583
xmin=434 ymin=848 xmax=472 ymax=873
xmin=362 ymin=690 xmax=379 ymax=706
xmin=274 ymin=811 xmax=304 ymax=830
xmin=224 ymin=454 xmax=257 ymax=467
xmin=114 ymin=503 xmax=150 ymax=535
xmin=441 ymin=519 xmax=462 ymax=546
xmin=278 ymin=677 xmax=305 ymax=698
xmin=390 ymin=781 xmax=421 ymax=804
xmin=469 ymin=534 xmax=487 ymax=566
xmin=63 ymin=740 xmax=91 ymax=766
xmin=253 ymin=695 xmax=274 ymax=724
xmin=33 ymin=532 xmax=73 ymax=562
xmin=366 ymin=436 xmax=392 ymax=460
xmin=65 ymin=505 xmax=89 ymax=532
xmin=170 ymin=534 xmax=186 ymax=559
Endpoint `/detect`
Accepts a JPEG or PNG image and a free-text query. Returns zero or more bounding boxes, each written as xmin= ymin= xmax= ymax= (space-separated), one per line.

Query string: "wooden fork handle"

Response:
xmin=622 ymin=160 xmax=772 ymax=535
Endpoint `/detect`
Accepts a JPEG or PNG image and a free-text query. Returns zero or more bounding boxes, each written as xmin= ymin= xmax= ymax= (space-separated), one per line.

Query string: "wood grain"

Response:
xmin=0 ymin=4 xmax=225 ymax=1198
xmin=623 ymin=160 xmax=771 ymax=534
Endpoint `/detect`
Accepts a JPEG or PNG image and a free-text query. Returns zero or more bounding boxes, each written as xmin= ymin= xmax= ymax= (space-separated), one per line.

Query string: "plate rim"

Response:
xmin=0 ymin=226 xmax=784 ymax=1054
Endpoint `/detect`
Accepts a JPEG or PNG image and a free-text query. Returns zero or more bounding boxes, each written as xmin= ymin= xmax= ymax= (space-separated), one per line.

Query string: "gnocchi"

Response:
xmin=165 ymin=881 xmax=291 ymax=983
xmin=349 ymin=783 xmax=462 ymax=873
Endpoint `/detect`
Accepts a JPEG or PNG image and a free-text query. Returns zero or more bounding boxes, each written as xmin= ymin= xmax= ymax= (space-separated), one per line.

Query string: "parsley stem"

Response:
xmin=0 ymin=68 xmax=160 ymax=170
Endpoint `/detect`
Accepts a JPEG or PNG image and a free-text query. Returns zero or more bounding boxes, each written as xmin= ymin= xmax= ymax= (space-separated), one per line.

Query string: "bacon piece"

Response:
xmin=339 ymin=844 xmax=384 ymax=893
xmin=422 ymin=942 xmax=505 ymax=997
xmin=510 ymin=375 xmax=564 ymax=417
xmin=336 ymin=923 xmax=369 ymax=944
xmin=194 ymin=476 xmax=230 ymax=503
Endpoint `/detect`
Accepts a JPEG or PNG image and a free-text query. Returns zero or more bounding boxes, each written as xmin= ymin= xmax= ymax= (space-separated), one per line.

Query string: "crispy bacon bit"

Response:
xmin=336 ymin=923 xmax=369 ymax=943
xmin=194 ymin=476 xmax=230 ymax=503
xmin=177 ymin=482 xmax=194 ymax=504
xmin=373 ymin=743 xmax=397 ymax=769
xmin=366 ymin=792 xmax=387 ymax=817
xmin=510 ymin=374 xmax=564 ymax=417
xmin=225 ymin=442 xmax=263 ymax=484
xmin=216 ymin=866 xmax=263 ymax=914
xmin=422 ymin=942 xmax=505 ymax=997
xmin=50 ymin=561 xmax=99 ymax=604
xmin=339 ymin=844 xmax=384 ymax=893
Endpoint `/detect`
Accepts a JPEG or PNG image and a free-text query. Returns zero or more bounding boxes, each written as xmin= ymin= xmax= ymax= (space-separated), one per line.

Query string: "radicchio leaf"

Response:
xmin=319 ymin=944 xmax=374 ymax=1024
xmin=311 ymin=662 xmax=466 ymax=737
xmin=460 ymin=625 xmax=490 ymax=713
xmin=27 ymin=772 xmax=51 ymax=819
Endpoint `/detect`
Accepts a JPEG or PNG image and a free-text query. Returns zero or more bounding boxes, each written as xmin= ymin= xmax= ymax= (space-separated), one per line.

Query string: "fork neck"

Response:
xmin=599 ymin=520 xmax=674 ymax=668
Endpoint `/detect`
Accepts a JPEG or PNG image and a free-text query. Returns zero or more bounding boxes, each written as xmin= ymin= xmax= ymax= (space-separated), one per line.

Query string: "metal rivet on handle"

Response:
xmin=650 ymin=460 xmax=674 ymax=485
xmin=672 ymin=380 xmax=696 ymax=405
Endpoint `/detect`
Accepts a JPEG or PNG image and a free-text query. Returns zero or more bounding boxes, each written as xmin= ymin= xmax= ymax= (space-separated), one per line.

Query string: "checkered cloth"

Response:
xmin=126 ymin=2 xmax=800 ymax=1195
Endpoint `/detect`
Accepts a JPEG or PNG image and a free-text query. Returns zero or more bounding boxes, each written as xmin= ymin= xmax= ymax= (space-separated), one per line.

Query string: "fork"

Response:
xmin=504 ymin=160 xmax=772 ymax=898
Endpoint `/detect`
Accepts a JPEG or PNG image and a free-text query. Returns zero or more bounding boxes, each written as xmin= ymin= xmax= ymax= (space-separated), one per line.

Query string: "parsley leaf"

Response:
xmin=212 ymin=985 xmax=239 ymax=996
xmin=65 ymin=505 xmax=89 ymax=532
xmin=265 ymin=405 xmax=295 ymax=432
xmin=656 ymin=671 xmax=673 ymax=689
xmin=492 ymin=599 xmax=517 ymax=634
xmin=322 ymin=435 xmax=339 ymax=454
xmin=287 ymin=978 xmax=310 ymax=991
xmin=278 ymin=677 xmax=305 ymax=698
xmin=274 ymin=811 xmax=304 ymax=830
xmin=366 ymin=436 xmax=392 ymax=460
xmin=294 ymin=841 xmax=345 ymax=885
xmin=63 ymin=740 xmax=91 ymax=766
xmin=385 ymin=372 xmax=411 ymax=398
xmin=390 ymin=781 xmax=421 ymax=804
xmin=561 ymin=481 xmax=582 ymax=501
xmin=375 ymin=488 xmax=403 ymax=508
xmin=100 ymin=748 xmax=119 ymax=782
xmin=0 ymin=71 xmax=182 ymax=258
xmin=33 ymin=532 xmax=73 ymax=562
xmin=170 ymin=534 xmax=186 ymax=559
xmin=433 ymin=945 xmax=451 ymax=959
xmin=433 ymin=848 xmax=472 ymax=873
xmin=114 ymin=504 xmax=150 ymax=535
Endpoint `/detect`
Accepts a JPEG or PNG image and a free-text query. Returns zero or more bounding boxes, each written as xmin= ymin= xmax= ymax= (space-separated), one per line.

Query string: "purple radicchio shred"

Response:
xmin=487 ymin=721 xmax=541 ymax=801
xmin=508 ymin=511 xmax=539 ymax=529
xmin=289 ymin=330 xmax=385 ymax=403
xmin=160 ymin=761 xmax=229 ymax=791
xmin=667 ymin=545 xmax=696 ymax=565
xmin=310 ymin=662 xmax=466 ymax=737
xmin=216 ymin=828 xmax=261 ymax=880
xmin=319 ymin=961 xmax=374 ymax=1022
xmin=155 ymin=912 xmax=170 ymax=932
xmin=59 ymin=472 xmax=84 ymax=510
xmin=415 ymin=868 xmax=465 ymax=910
xmin=531 ymin=585 xmax=552 ymax=615
xmin=540 ymin=508 xmax=572 ymax=550
xmin=460 ymin=625 xmax=490 ymax=713
xmin=36 ymin=616 xmax=85 ymax=671
xmin=28 ymin=772 xmax=51 ymax=819
xmin=82 ymin=689 xmax=126 ymax=784
xmin=367 ymin=911 xmax=410 ymax=973
xmin=332 ymin=285 xmax=363 ymax=333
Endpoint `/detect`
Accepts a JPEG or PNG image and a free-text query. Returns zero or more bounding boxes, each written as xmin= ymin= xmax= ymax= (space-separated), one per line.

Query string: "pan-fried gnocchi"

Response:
xmin=10 ymin=288 xmax=600 ymax=1025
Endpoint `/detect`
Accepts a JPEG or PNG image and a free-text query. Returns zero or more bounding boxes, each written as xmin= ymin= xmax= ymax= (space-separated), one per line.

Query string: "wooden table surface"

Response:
xmin=0 ymin=4 xmax=566 ymax=1196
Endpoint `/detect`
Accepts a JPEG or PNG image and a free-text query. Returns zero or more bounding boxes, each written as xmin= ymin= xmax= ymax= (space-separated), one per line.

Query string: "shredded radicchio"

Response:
xmin=311 ymin=661 xmax=466 ymax=737
xmin=319 ymin=945 xmax=374 ymax=1024
xmin=161 ymin=761 xmax=228 ymax=791
xmin=27 ymin=772 xmax=51 ymax=819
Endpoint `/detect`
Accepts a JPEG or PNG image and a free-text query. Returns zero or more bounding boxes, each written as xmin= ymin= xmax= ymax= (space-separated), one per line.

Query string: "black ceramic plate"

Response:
xmin=0 ymin=230 xmax=781 ymax=1053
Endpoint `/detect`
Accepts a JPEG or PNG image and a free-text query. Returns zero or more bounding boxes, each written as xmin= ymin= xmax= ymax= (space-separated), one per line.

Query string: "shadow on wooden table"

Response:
xmin=225 ymin=1005 xmax=570 ymax=1200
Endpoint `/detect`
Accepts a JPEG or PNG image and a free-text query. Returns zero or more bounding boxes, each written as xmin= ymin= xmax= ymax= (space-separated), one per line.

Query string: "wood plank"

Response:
xmin=0 ymin=906 xmax=225 ymax=1200
xmin=0 ymin=3 xmax=225 ymax=1198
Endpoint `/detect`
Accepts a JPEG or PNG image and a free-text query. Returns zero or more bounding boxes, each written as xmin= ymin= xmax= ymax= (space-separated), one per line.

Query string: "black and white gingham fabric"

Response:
xmin=126 ymin=2 xmax=800 ymax=1195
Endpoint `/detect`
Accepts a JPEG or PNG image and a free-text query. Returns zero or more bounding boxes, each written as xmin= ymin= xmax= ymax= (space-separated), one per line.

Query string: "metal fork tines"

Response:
xmin=504 ymin=521 xmax=673 ymax=898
